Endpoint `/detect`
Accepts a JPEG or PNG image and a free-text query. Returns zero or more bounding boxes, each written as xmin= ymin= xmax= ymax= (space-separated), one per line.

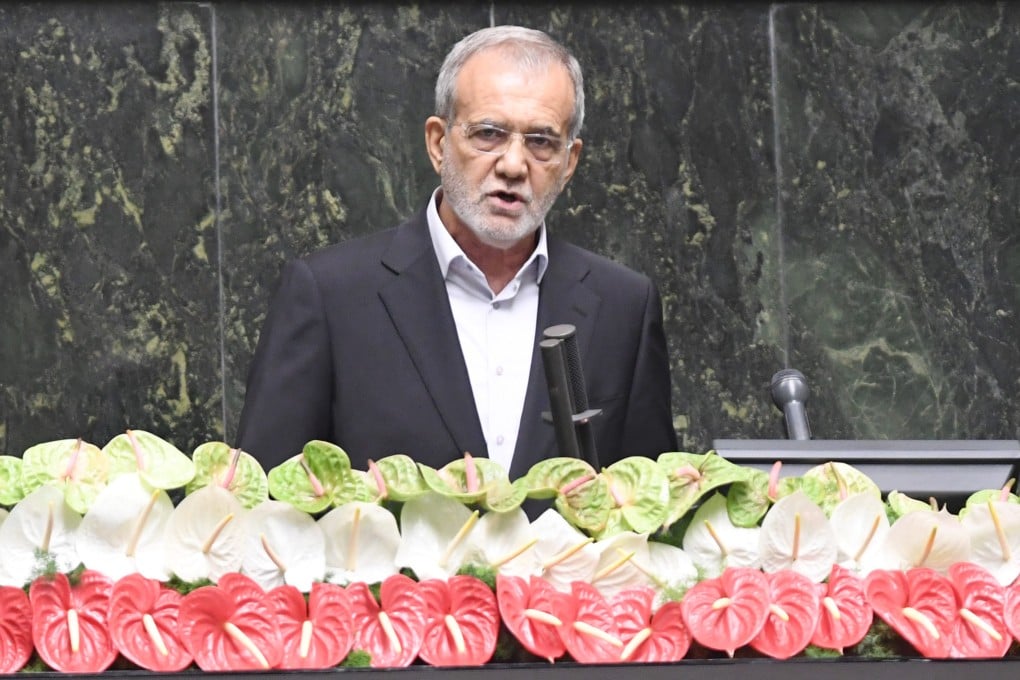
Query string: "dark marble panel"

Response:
xmin=215 ymin=2 xmax=500 ymax=439
xmin=496 ymin=3 xmax=783 ymax=449
xmin=772 ymin=3 xmax=1020 ymax=440
xmin=0 ymin=3 xmax=220 ymax=456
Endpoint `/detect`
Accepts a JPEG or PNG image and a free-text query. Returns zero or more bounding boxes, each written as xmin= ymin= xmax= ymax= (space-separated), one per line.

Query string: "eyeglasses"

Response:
xmin=451 ymin=121 xmax=573 ymax=164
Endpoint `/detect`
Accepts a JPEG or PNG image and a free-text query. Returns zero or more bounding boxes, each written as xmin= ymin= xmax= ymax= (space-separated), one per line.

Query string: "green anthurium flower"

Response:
xmin=656 ymin=450 xmax=751 ymax=529
xmin=102 ymin=429 xmax=195 ymax=490
xmin=726 ymin=468 xmax=771 ymax=527
xmin=801 ymin=461 xmax=882 ymax=516
xmin=886 ymin=490 xmax=932 ymax=521
xmin=366 ymin=454 xmax=428 ymax=502
xmin=962 ymin=487 xmax=1020 ymax=519
xmin=0 ymin=455 xmax=25 ymax=506
xmin=599 ymin=456 xmax=669 ymax=537
xmin=267 ymin=455 xmax=333 ymax=515
xmin=482 ymin=477 xmax=527 ymax=513
xmin=555 ymin=473 xmax=611 ymax=535
xmin=522 ymin=457 xmax=597 ymax=499
xmin=775 ymin=475 xmax=828 ymax=507
xmin=21 ymin=438 xmax=110 ymax=514
xmin=269 ymin=440 xmax=373 ymax=511
xmin=187 ymin=442 xmax=268 ymax=509
xmin=419 ymin=454 xmax=508 ymax=504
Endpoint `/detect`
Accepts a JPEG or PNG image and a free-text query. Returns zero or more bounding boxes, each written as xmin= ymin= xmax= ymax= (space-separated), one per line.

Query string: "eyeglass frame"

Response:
xmin=446 ymin=120 xmax=575 ymax=165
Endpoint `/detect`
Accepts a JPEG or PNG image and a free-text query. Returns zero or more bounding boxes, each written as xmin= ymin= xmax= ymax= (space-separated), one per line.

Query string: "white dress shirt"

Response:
xmin=426 ymin=189 xmax=547 ymax=472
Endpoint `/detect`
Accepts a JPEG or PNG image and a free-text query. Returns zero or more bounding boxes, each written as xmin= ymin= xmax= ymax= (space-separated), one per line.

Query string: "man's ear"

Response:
xmin=424 ymin=116 xmax=447 ymax=174
xmin=560 ymin=137 xmax=584 ymax=186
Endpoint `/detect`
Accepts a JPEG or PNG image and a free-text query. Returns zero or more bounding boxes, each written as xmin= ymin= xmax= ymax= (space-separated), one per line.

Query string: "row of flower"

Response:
xmin=7 ymin=559 xmax=1020 ymax=673
xmin=1 ymin=430 xmax=1020 ymax=671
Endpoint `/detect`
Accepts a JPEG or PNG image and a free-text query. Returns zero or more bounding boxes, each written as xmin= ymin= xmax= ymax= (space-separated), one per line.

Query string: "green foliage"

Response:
xmin=340 ymin=649 xmax=372 ymax=667
xmin=164 ymin=575 xmax=215 ymax=595
xmin=457 ymin=563 xmax=497 ymax=591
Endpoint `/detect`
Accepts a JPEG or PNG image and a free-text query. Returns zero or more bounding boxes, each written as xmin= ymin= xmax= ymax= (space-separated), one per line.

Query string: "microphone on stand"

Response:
xmin=771 ymin=368 xmax=812 ymax=440
xmin=540 ymin=324 xmax=601 ymax=468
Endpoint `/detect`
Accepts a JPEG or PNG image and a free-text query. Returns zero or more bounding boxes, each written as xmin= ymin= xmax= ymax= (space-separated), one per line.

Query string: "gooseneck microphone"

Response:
xmin=771 ymin=368 xmax=812 ymax=440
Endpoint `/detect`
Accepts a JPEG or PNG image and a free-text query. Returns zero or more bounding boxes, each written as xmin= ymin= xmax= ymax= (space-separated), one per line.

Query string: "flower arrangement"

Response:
xmin=0 ymin=430 xmax=1018 ymax=672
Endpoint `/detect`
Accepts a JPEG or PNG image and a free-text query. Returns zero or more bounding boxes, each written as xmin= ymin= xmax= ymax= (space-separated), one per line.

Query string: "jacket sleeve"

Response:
xmin=235 ymin=258 xmax=335 ymax=469
xmin=620 ymin=278 xmax=678 ymax=458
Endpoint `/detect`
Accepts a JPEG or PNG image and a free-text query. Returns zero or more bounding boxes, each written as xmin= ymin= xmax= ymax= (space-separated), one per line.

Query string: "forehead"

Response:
xmin=453 ymin=48 xmax=575 ymax=131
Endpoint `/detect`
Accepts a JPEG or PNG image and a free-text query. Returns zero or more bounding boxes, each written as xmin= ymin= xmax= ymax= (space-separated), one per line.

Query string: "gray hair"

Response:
xmin=434 ymin=25 xmax=585 ymax=140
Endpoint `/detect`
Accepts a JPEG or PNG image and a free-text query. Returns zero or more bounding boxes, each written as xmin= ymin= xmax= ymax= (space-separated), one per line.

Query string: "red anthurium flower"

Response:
xmin=750 ymin=569 xmax=820 ymax=659
xmin=418 ymin=575 xmax=499 ymax=666
xmin=610 ymin=587 xmax=691 ymax=663
xmin=496 ymin=574 xmax=566 ymax=662
xmin=1002 ymin=574 xmax=1020 ymax=644
xmin=29 ymin=570 xmax=117 ymax=673
xmin=108 ymin=573 xmax=192 ymax=671
xmin=947 ymin=562 xmax=1009 ymax=658
xmin=178 ymin=574 xmax=283 ymax=671
xmin=268 ymin=582 xmax=354 ymax=669
xmin=865 ymin=568 xmax=956 ymax=658
xmin=347 ymin=573 xmax=427 ymax=667
xmin=552 ymin=581 xmax=622 ymax=663
xmin=0 ymin=586 xmax=33 ymax=673
xmin=810 ymin=564 xmax=872 ymax=653
xmin=680 ymin=566 xmax=770 ymax=656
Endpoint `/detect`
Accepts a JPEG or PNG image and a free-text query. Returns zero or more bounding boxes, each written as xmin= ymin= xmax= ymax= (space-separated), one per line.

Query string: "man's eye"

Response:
xmin=472 ymin=126 xmax=507 ymax=142
xmin=526 ymin=135 xmax=558 ymax=150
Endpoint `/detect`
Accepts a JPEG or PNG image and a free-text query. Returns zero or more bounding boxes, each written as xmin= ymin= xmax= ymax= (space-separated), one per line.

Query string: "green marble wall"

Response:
xmin=1 ymin=2 xmax=1017 ymax=459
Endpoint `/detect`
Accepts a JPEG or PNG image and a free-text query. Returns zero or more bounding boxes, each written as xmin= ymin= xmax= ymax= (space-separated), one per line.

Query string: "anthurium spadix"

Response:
xmin=21 ymin=438 xmax=109 ymax=514
xmin=831 ymin=492 xmax=890 ymax=575
xmin=76 ymin=473 xmax=174 ymax=581
xmin=682 ymin=492 xmax=761 ymax=578
xmin=470 ymin=507 xmax=540 ymax=578
xmin=960 ymin=500 xmax=1020 ymax=585
xmin=530 ymin=509 xmax=598 ymax=592
xmin=102 ymin=430 xmax=195 ymax=491
xmin=589 ymin=531 xmax=652 ymax=596
xmin=881 ymin=508 xmax=971 ymax=572
xmin=394 ymin=492 xmax=480 ymax=580
xmin=164 ymin=485 xmax=245 ymax=583
xmin=0 ymin=485 xmax=81 ymax=586
xmin=759 ymin=490 xmax=837 ymax=582
xmin=238 ymin=500 xmax=325 ymax=592
xmin=319 ymin=501 xmax=400 ymax=585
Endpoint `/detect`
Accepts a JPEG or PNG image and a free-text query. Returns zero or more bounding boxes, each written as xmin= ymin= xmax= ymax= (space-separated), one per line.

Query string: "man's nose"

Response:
xmin=495 ymin=135 xmax=529 ymax=178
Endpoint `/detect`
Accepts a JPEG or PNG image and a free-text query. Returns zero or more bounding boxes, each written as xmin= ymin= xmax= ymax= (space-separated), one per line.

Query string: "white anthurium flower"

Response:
xmin=645 ymin=541 xmax=699 ymax=608
xmin=471 ymin=507 xmax=540 ymax=578
xmin=76 ymin=473 xmax=174 ymax=581
xmin=961 ymin=500 xmax=1020 ymax=585
xmin=0 ymin=485 xmax=81 ymax=587
xmin=830 ymin=492 xmax=890 ymax=576
xmin=319 ymin=501 xmax=400 ymax=585
xmin=164 ymin=484 xmax=246 ymax=583
xmin=239 ymin=499 xmax=325 ymax=592
xmin=394 ymin=492 xmax=479 ymax=580
xmin=589 ymin=531 xmax=652 ymax=596
xmin=530 ymin=508 xmax=599 ymax=592
xmin=759 ymin=490 xmax=838 ymax=582
xmin=881 ymin=507 xmax=970 ymax=572
xmin=682 ymin=492 xmax=760 ymax=578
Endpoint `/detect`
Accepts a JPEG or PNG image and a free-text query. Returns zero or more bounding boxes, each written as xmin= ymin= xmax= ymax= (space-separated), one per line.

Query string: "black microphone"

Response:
xmin=771 ymin=369 xmax=812 ymax=440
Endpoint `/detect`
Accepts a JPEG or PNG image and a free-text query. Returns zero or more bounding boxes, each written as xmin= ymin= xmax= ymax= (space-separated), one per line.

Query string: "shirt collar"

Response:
xmin=426 ymin=187 xmax=549 ymax=284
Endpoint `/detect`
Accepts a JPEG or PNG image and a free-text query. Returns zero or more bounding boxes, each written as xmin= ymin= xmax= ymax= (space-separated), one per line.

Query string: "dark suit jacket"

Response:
xmin=236 ymin=207 xmax=678 ymax=480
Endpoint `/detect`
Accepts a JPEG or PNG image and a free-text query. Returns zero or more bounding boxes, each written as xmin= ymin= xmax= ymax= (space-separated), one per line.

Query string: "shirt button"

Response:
xmin=495 ymin=366 xmax=504 ymax=376
xmin=492 ymin=301 xmax=501 ymax=310
xmin=496 ymin=435 xmax=505 ymax=446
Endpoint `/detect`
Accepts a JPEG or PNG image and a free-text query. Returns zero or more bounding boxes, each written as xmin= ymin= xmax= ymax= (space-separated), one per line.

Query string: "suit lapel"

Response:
xmin=510 ymin=237 xmax=600 ymax=479
xmin=378 ymin=213 xmax=488 ymax=463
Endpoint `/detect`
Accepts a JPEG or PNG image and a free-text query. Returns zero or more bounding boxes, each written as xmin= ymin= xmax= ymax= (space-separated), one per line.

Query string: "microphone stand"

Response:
xmin=540 ymin=324 xmax=602 ymax=469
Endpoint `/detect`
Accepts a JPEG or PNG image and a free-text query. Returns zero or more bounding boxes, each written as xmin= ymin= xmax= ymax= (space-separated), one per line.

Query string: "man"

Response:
xmin=236 ymin=26 xmax=677 ymax=480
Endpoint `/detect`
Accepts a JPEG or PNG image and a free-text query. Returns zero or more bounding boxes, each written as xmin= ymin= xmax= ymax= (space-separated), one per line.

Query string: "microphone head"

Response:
xmin=771 ymin=368 xmax=810 ymax=406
